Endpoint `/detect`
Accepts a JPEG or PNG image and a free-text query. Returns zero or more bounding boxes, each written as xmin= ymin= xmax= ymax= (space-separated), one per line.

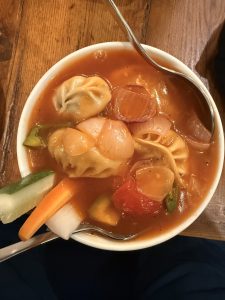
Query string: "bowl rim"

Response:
xmin=17 ymin=41 xmax=224 ymax=251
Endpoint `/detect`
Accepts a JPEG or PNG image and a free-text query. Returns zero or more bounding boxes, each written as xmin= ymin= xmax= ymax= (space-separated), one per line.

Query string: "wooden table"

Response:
xmin=0 ymin=0 xmax=225 ymax=240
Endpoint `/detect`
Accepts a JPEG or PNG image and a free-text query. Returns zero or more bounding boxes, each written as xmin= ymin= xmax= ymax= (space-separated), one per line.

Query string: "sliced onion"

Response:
xmin=111 ymin=85 xmax=157 ymax=122
xmin=186 ymin=113 xmax=211 ymax=143
xmin=185 ymin=136 xmax=210 ymax=151
xmin=130 ymin=160 xmax=155 ymax=175
xmin=129 ymin=115 xmax=171 ymax=137
xmin=189 ymin=174 xmax=202 ymax=197
xmin=135 ymin=166 xmax=175 ymax=202
xmin=63 ymin=128 xmax=95 ymax=156
xmin=76 ymin=117 xmax=106 ymax=140
xmin=98 ymin=119 xmax=134 ymax=161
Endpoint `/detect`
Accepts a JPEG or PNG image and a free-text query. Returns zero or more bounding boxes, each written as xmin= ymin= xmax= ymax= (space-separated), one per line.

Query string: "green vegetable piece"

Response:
xmin=0 ymin=170 xmax=54 ymax=194
xmin=23 ymin=123 xmax=72 ymax=149
xmin=165 ymin=185 xmax=179 ymax=213
xmin=0 ymin=170 xmax=55 ymax=224
xmin=23 ymin=126 xmax=46 ymax=148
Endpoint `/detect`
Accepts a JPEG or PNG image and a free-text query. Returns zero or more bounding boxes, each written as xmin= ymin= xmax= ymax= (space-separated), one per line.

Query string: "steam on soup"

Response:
xmin=23 ymin=49 xmax=218 ymax=239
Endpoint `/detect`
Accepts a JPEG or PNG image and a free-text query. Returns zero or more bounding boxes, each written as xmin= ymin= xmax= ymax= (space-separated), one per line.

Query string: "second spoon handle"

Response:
xmin=0 ymin=225 xmax=91 ymax=263
xmin=0 ymin=231 xmax=58 ymax=263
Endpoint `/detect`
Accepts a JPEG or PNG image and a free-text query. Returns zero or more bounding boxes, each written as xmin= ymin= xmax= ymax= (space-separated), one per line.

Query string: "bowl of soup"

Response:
xmin=17 ymin=42 xmax=224 ymax=251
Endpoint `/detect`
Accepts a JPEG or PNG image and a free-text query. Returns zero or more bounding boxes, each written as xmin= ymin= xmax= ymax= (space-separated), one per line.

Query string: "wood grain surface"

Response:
xmin=0 ymin=0 xmax=225 ymax=240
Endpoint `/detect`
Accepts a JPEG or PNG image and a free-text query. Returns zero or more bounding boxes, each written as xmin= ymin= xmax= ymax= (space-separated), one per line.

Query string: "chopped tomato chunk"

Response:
xmin=112 ymin=177 xmax=162 ymax=216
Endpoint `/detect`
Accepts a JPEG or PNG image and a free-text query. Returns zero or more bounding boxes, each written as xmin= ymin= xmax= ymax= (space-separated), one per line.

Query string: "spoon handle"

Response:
xmin=0 ymin=231 xmax=59 ymax=263
xmin=105 ymin=0 xmax=159 ymax=68
xmin=0 ymin=225 xmax=91 ymax=263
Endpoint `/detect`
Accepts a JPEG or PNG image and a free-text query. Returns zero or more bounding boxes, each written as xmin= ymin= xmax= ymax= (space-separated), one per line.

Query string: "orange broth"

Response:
xmin=26 ymin=48 xmax=219 ymax=238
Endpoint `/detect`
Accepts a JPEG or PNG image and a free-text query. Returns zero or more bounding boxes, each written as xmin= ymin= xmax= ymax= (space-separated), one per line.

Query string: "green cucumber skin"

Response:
xmin=0 ymin=172 xmax=55 ymax=224
xmin=0 ymin=170 xmax=54 ymax=195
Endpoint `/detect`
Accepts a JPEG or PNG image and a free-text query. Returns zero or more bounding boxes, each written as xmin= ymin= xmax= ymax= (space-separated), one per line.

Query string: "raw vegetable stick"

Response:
xmin=46 ymin=201 xmax=84 ymax=240
xmin=0 ymin=170 xmax=55 ymax=224
xmin=19 ymin=178 xmax=84 ymax=241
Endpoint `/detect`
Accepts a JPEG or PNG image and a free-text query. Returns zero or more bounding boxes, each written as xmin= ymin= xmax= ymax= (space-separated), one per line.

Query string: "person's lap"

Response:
xmin=1 ymin=218 xmax=225 ymax=300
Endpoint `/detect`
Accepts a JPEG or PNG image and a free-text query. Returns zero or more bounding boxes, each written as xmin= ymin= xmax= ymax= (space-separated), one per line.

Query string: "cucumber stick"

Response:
xmin=0 ymin=171 xmax=55 ymax=224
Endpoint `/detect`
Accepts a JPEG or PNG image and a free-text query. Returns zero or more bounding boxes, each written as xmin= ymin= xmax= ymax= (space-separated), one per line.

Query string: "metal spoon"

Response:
xmin=0 ymin=223 xmax=137 ymax=263
xmin=105 ymin=0 xmax=215 ymax=137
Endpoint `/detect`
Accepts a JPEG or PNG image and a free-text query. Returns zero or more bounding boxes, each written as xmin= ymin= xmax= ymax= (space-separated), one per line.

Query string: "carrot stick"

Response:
xmin=19 ymin=178 xmax=83 ymax=241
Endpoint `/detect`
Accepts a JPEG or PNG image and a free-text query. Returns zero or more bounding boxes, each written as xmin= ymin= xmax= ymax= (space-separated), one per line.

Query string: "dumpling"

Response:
xmin=48 ymin=128 xmax=123 ymax=178
xmin=48 ymin=119 xmax=134 ymax=178
xmin=134 ymin=130 xmax=189 ymax=186
xmin=159 ymin=130 xmax=189 ymax=175
xmin=49 ymin=137 xmax=124 ymax=178
xmin=53 ymin=75 xmax=111 ymax=122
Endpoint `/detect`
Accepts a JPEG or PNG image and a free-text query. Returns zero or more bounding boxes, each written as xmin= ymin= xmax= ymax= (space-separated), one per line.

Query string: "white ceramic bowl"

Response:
xmin=17 ymin=42 xmax=224 ymax=251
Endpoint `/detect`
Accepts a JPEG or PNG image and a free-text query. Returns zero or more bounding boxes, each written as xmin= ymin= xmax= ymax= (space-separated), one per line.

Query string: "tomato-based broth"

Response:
xmin=26 ymin=48 xmax=218 ymax=238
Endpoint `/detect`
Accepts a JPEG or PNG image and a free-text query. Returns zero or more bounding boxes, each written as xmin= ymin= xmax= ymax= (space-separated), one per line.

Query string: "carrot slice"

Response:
xmin=19 ymin=178 xmax=83 ymax=241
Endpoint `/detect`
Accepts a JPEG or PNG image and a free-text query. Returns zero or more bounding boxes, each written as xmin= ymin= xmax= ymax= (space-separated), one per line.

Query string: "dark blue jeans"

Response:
xmin=1 ymin=216 xmax=225 ymax=300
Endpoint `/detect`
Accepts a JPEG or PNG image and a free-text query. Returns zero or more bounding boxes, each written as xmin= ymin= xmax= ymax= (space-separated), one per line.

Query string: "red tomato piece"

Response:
xmin=112 ymin=177 xmax=162 ymax=216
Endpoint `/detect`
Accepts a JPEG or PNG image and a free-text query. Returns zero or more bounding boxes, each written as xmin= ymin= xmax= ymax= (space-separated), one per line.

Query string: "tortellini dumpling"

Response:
xmin=48 ymin=118 xmax=134 ymax=178
xmin=48 ymin=131 xmax=123 ymax=178
xmin=53 ymin=75 xmax=111 ymax=122
xmin=134 ymin=130 xmax=189 ymax=186
xmin=159 ymin=130 xmax=189 ymax=175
